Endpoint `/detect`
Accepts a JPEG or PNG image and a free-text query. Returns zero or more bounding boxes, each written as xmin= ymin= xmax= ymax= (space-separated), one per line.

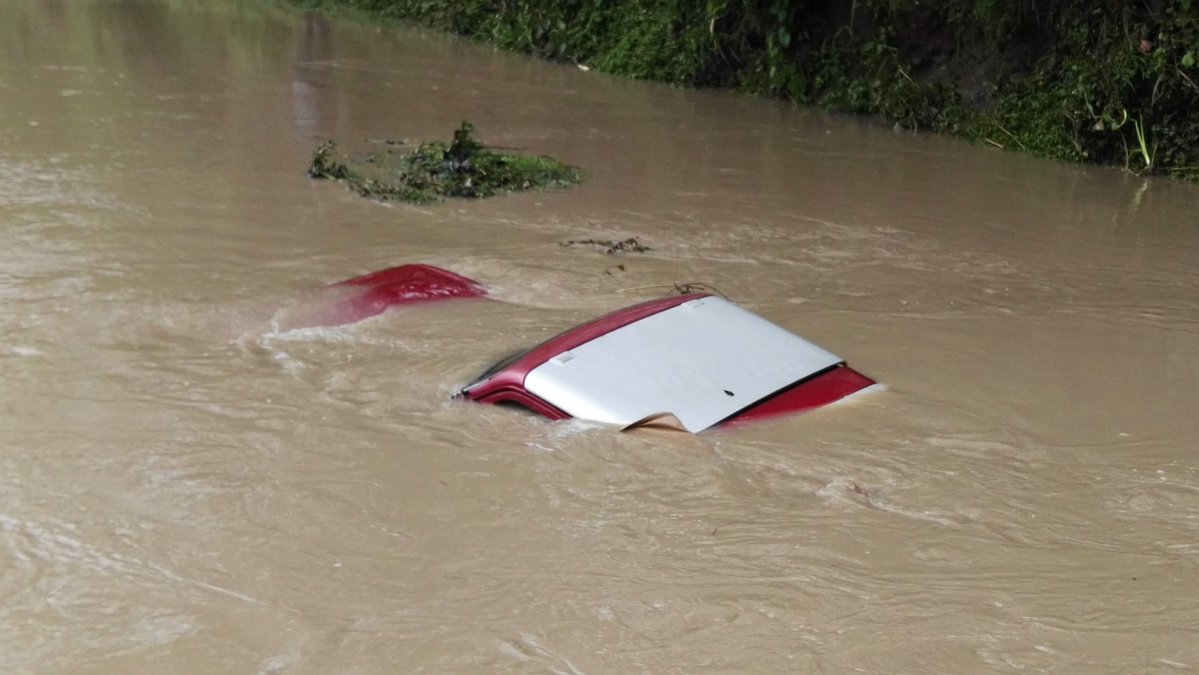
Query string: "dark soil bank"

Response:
xmin=292 ymin=0 xmax=1199 ymax=181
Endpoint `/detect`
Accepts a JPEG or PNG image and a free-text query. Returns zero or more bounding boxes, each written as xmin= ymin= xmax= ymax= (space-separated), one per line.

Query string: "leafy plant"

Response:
xmin=308 ymin=122 xmax=582 ymax=203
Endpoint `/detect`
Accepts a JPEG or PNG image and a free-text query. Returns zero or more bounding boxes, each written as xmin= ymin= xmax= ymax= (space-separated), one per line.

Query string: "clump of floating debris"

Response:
xmin=559 ymin=237 xmax=652 ymax=254
xmin=308 ymin=122 xmax=582 ymax=204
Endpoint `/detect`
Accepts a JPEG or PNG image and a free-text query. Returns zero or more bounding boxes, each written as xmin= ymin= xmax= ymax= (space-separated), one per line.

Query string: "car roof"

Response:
xmin=466 ymin=294 xmax=846 ymax=432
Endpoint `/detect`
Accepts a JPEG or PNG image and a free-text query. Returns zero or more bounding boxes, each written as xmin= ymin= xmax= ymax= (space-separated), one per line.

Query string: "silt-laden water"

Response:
xmin=2 ymin=1 xmax=1198 ymax=673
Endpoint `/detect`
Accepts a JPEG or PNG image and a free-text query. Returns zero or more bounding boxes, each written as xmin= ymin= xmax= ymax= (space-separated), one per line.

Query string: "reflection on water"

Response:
xmin=291 ymin=13 xmax=335 ymax=141
xmin=2 ymin=0 xmax=1199 ymax=673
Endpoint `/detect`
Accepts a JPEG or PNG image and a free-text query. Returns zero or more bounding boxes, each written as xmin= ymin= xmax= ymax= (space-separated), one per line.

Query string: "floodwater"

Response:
xmin=2 ymin=1 xmax=1198 ymax=673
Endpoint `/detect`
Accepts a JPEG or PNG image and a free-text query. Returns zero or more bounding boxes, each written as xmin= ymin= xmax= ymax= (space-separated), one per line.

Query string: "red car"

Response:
xmin=323 ymin=264 xmax=876 ymax=433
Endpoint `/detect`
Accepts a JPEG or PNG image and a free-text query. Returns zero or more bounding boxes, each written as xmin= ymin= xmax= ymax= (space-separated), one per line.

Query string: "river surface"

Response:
xmin=2 ymin=1 xmax=1198 ymax=673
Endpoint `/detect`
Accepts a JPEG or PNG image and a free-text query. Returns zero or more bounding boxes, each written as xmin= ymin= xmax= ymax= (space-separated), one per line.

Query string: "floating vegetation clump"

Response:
xmin=308 ymin=122 xmax=582 ymax=204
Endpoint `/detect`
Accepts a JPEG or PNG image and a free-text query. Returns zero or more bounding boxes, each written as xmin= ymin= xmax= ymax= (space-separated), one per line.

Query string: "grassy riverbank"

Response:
xmin=291 ymin=0 xmax=1199 ymax=181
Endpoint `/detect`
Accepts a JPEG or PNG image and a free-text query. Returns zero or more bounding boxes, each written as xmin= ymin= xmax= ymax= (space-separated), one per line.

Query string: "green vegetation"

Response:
xmin=293 ymin=0 xmax=1199 ymax=181
xmin=978 ymin=1 xmax=1199 ymax=177
xmin=307 ymin=122 xmax=582 ymax=203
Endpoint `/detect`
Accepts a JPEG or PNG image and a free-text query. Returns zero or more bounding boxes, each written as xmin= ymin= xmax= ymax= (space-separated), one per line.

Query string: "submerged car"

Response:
xmin=324 ymin=264 xmax=876 ymax=432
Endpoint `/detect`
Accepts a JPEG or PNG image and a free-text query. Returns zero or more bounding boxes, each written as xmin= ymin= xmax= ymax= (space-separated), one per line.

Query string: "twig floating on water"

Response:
xmin=559 ymin=237 xmax=652 ymax=254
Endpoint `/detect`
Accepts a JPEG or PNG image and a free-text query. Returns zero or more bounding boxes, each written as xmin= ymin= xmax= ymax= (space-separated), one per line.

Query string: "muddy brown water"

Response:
xmin=3 ymin=1 xmax=1199 ymax=673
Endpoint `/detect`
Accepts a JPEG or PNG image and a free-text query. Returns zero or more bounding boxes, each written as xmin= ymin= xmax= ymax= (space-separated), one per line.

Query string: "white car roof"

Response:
xmin=522 ymin=296 xmax=843 ymax=432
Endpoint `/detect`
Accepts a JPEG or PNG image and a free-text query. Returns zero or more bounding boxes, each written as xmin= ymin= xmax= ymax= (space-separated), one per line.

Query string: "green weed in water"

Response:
xmin=308 ymin=122 xmax=582 ymax=203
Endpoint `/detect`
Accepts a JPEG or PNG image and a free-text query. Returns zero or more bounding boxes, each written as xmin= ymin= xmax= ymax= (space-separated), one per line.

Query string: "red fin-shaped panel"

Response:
xmin=325 ymin=264 xmax=486 ymax=325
